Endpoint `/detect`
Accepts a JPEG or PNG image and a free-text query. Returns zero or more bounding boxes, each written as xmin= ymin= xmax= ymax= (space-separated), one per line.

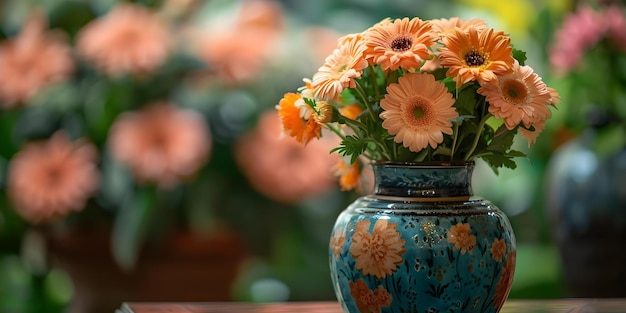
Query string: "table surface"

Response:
xmin=118 ymin=299 xmax=626 ymax=313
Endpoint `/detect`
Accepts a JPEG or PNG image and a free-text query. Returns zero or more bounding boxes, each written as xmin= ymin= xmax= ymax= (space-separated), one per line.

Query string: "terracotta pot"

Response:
xmin=45 ymin=227 xmax=248 ymax=313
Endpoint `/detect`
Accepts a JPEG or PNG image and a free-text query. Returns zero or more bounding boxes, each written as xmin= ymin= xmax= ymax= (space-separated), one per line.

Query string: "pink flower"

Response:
xmin=550 ymin=5 xmax=616 ymax=73
xmin=0 ymin=12 xmax=73 ymax=107
xmin=235 ymin=111 xmax=339 ymax=204
xmin=76 ymin=3 xmax=172 ymax=76
xmin=8 ymin=132 xmax=99 ymax=223
xmin=107 ymin=103 xmax=211 ymax=189
xmin=605 ymin=5 xmax=626 ymax=52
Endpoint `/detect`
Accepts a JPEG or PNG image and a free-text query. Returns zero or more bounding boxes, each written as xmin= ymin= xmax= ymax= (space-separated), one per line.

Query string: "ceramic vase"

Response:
xmin=545 ymin=127 xmax=626 ymax=297
xmin=329 ymin=161 xmax=516 ymax=313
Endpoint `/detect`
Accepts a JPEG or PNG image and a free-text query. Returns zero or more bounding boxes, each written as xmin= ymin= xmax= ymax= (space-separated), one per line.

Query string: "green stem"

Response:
xmin=326 ymin=123 xmax=347 ymax=141
xmin=463 ymin=114 xmax=490 ymax=160
xmin=354 ymin=80 xmax=377 ymax=121
xmin=450 ymin=122 xmax=460 ymax=160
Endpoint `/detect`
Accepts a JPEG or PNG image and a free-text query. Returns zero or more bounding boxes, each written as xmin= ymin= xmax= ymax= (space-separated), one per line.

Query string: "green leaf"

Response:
xmin=330 ymin=135 xmax=367 ymax=164
xmin=111 ymin=186 xmax=156 ymax=270
xmin=513 ymin=48 xmax=527 ymax=66
xmin=481 ymin=153 xmax=518 ymax=175
xmin=487 ymin=123 xmax=518 ymax=154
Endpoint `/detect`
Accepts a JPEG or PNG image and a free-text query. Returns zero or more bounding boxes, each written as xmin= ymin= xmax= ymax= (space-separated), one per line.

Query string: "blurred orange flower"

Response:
xmin=108 ymin=103 xmax=210 ymax=189
xmin=76 ymin=3 xmax=172 ymax=76
xmin=235 ymin=111 xmax=338 ymax=204
xmin=8 ymin=132 xmax=99 ymax=223
xmin=195 ymin=0 xmax=283 ymax=83
xmin=0 ymin=12 xmax=73 ymax=107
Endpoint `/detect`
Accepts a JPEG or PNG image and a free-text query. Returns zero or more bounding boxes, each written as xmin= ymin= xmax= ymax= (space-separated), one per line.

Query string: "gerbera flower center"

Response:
xmin=44 ymin=165 xmax=64 ymax=187
xmin=391 ymin=36 xmax=413 ymax=52
xmin=413 ymin=106 xmax=425 ymax=119
xmin=404 ymin=97 xmax=432 ymax=127
xmin=464 ymin=49 xmax=486 ymax=67
xmin=502 ymin=80 xmax=528 ymax=105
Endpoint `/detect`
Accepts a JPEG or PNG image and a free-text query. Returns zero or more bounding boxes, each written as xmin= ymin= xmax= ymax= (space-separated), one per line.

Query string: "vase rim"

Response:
xmin=371 ymin=160 xmax=475 ymax=168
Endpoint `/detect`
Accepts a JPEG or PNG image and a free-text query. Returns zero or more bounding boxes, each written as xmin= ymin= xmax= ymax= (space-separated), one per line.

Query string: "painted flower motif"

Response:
xmin=364 ymin=17 xmax=437 ymax=71
xmin=0 ymin=12 xmax=73 ymax=107
xmin=329 ymin=229 xmax=346 ymax=258
xmin=493 ymin=251 xmax=516 ymax=309
xmin=235 ymin=111 xmax=339 ymax=204
xmin=311 ymin=33 xmax=368 ymax=100
xmin=349 ymin=279 xmax=393 ymax=313
xmin=350 ymin=219 xmax=406 ymax=279
xmin=7 ymin=132 xmax=99 ymax=223
xmin=107 ymin=103 xmax=210 ymax=189
xmin=447 ymin=222 xmax=476 ymax=254
xmin=439 ymin=27 xmax=515 ymax=87
xmin=76 ymin=3 xmax=172 ymax=76
xmin=490 ymin=238 xmax=507 ymax=262
xmin=380 ymin=72 xmax=458 ymax=152
xmin=477 ymin=61 xmax=553 ymax=130
xmin=276 ymin=92 xmax=322 ymax=144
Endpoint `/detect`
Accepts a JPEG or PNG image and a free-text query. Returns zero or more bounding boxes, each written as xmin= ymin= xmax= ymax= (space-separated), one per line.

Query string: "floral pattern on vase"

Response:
xmin=329 ymin=162 xmax=516 ymax=313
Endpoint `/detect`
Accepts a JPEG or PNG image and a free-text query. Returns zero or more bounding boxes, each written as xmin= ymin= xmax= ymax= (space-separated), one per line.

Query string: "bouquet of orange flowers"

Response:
xmin=277 ymin=17 xmax=560 ymax=191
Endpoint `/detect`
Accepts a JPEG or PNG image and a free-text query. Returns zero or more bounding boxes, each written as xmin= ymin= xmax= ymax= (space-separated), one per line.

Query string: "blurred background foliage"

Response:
xmin=0 ymin=0 xmax=597 ymax=311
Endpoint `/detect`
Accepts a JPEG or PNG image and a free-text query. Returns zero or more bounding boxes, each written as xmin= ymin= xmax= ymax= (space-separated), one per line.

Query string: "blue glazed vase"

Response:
xmin=329 ymin=162 xmax=516 ymax=313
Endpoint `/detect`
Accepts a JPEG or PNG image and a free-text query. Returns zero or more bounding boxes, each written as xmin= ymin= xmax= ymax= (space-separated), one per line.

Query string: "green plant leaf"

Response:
xmin=111 ymin=186 xmax=155 ymax=270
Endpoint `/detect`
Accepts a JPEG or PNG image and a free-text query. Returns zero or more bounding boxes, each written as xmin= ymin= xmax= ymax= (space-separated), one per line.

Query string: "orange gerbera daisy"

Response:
xmin=7 ymin=132 xmax=99 ymax=223
xmin=107 ymin=103 xmax=210 ymax=189
xmin=0 ymin=12 xmax=73 ymax=107
xmin=339 ymin=104 xmax=364 ymax=120
xmin=364 ymin=17 xmax=437 ymax=71
xmin=335 ymin=157 xmax=361 ymax=191
xmin=519 ymin=119 xmax=546 ymax=147
xmin=350 ymin=219 xmax=406 ymax=279
xmin=430 ymin=17 xmax=488 ymax=41
xmin=478 ymin=62 xmax=552 ymax=130
xmin=380 ymin=72 xmax=457 ymax=152
xmin=439 ymin=27 xmax=515 ymax=87
xmin=276 ymin=92 xmax=322 ymax=144
xmin=76 ymin=3 xmax=172 ymax=76
xmin=311 ymin=33 xmax=368 ymax=100
xmin=447 ymin=222 xmax=476 ymax=254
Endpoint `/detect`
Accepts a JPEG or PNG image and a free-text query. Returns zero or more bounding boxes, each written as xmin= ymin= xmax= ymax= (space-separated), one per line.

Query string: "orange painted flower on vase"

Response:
xmin=493 ymin=251 xmax=516 ymax=309
xmin=350 ymin=219 xmax=406 ymax=279
xmin=447 ymin=222 xmax=477 ymax=254
xmin=349 ymin=279 xmax=392 ymax=313
xmin=490 ymin=238 xmax=507 ymax=262
xmin=329 ymin=229 xmax=346 ymax=259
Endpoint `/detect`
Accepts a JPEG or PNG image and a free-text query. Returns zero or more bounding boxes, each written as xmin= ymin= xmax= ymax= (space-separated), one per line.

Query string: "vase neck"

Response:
xmin=371 ymin=162 xmax=474 ymax=201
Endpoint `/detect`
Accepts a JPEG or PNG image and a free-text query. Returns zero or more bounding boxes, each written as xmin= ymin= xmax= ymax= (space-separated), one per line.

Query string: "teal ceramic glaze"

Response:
xmin=329 ymin=162 xmax=516 ymax=313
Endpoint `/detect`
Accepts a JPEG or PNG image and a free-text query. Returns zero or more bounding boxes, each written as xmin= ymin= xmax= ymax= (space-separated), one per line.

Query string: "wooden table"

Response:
xmin=118 ymin=299 xmax=626 ymax=313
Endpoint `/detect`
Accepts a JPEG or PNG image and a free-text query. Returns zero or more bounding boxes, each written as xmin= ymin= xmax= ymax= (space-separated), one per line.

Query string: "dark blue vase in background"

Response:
xmin=546 ymin=125 xmax=626 ymax=298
